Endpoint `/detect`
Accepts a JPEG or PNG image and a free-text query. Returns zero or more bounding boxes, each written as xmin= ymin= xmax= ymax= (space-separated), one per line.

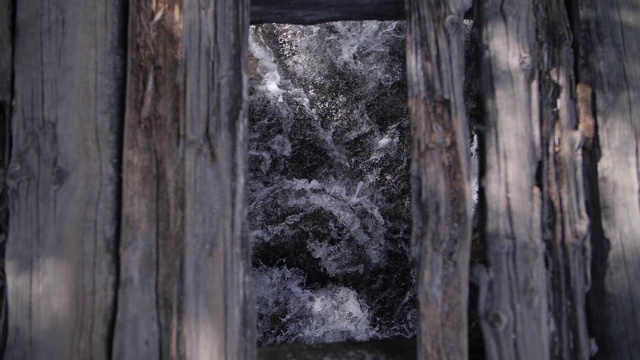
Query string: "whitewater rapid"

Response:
xmin=248 ymin=20 xmax=478 ymax=346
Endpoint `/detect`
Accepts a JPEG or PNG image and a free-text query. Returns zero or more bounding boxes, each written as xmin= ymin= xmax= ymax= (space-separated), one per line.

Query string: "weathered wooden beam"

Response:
xmin=4 ymin=1 xmax=126 ymax=358
xmin=183 ymin=0 xmax=256 ymax=358
xmin=406 ymin=0 xmax=473 ymax=359
xmin=536 ymin=1 xmax=591 ymax=359
xmin=0 ymin=0 xmax=12 ymax=352
xmin=250 ymin=0 xmax=404 ymax=24
xmin=112 ymin=0 xmax=185 ymax=358
xmin=115 ymin=0 xmax=256 ymax=358
xmin=474 ymin=0 xmax=551 ymax=359
xmin=574 ymin=1 xmax=640 ymax=359
xmin=0 ymin=0 xmax=10 ymax=111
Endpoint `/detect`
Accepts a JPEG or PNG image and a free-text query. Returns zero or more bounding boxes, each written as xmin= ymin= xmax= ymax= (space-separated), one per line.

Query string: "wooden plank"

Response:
xmin=183 ymin=0 xmax=256 ymax=359
xmin=536 ymin=1 xmax=591 ymax=359
xmin=112 ymin=0 xmax=185 ymax=358
xmin=474 ymin=1 xmax=551 ymax=359
xmin=250 ymin=0 xmax=403 ymax=24
xmin=4 ymin=1 xmax=126 ymax=358
xmin=257 ymin=338 xmax=416 ymax=359
xmin=574 ymin=1 xmax=640 ymax=359
xmin=405 ymin=0 xmax=473 ymax=359
xmin=0 ymin=0 xmax=13 ymax=353
xmin=0 ymin=0 xmax=10 ymax=103
xmin=116 ymin=0 xmax=256 ymax=358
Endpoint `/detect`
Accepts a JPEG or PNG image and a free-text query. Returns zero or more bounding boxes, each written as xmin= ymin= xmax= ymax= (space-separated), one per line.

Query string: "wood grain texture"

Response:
xmin=4 ymin=0 xmax=126 ymax=358
xmin=474 ymin=1 xmax=550 ymax=359
xmin=406 ymin=0 xmax=473 ymax=359
xmin=113 ymin=0 xmax=185 ymax=359
xmin=183 ymin=0 xmax=256 ymax=358
xmin=0 ymin=0 xmax=10 ymax=103
xmin=250 ymin=0 xmax=404 ymax=24
xmin=574 ymin=1 xmax=640 ymax=358
xmin=0 ymin=0 xmax=12 ymax=353
xmin=536 ymin=2 xmax=591 ymax=359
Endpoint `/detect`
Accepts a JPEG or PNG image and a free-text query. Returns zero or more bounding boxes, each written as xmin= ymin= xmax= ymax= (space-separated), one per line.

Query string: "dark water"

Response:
xmin=249 ymin=20 xmax=478 ymax=348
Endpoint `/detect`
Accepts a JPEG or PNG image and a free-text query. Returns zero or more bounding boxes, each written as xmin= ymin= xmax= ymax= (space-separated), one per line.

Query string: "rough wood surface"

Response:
xmin=574 ymin=1 xmax=640 ymax=358
xmin=406 ymin=0 xmax=473 ymax=359
xmin=113 ymin=0 xmax=185 ymax=358
xmin=250 ymin=0 xmax=404 ymax=24
xmin=183 ymin=0 xmax=256 ymax=359
xmin=536 ymin=2 xmax=591 ymax=359
xmin=0 ymin=0 xmax=10 ymax=104
xmin=4 ymin=1 xmax=126 ymax=358
xmin=0 ymin=0 xmax=12 ymax=353
xmin=474 ymin=1 xmax=550 ymax=359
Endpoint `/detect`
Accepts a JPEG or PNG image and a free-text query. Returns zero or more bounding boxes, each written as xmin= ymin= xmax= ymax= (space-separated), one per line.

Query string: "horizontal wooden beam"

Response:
xmin=250 ymin=0 xmax=404 ymax=25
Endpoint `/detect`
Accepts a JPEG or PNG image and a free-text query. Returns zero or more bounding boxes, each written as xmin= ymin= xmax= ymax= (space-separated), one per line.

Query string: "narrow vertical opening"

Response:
xmin=248 ymin=21 xmax=416 ymax=357
xmin=247 ymin=18 xmax=483 ymax=359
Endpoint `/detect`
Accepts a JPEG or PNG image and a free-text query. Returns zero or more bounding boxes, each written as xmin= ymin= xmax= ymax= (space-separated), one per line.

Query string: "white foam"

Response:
xmin=249 ymin=28 xmax=286 ymax=100
xmin=254 ymin=266 xmax=377 ymax=345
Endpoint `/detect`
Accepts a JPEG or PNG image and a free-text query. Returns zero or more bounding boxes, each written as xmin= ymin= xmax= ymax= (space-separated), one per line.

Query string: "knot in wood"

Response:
xmin=519 ymin=54 xmax=532 ymax=72
xmin=52 ymin=164 xmax=69 ymax=187
xmin=6 ymin=159 xmax=31 ymax=189
xmin=445 ymin=15 xmax=462 ymax=37
xmin=486 ymin=308 xmax=507 ymax=331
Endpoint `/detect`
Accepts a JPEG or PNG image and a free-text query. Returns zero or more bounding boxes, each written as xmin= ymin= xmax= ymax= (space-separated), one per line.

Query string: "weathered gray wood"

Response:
xmin=183 ymin=0 xmax=256 ymax=359
xmin=113 ymin=0 xmax=185 ymax=358
xmin=574 ymin=1 xmax=640 ymax=358
xmin=0 ymin=0 xmax=13 ymax=353
xmin=0 ymin=0 xmax=10 ymax=105
xmin=406 ymin=0 xmax=473 ymax=359
xmin=250 ymin=0 xmax=403 ymax=24
xmin=474 ymin=1 xmax=550 ymax=359
xmin=536 ymin=2 xmax=591 ymax=359
xmin=116 ymin=0 xmax=256 ymax=358
xmin=4 ymin=0 xmax=125 ymax=358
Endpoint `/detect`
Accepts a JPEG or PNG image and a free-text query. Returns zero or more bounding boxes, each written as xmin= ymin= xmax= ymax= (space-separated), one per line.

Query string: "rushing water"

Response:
xmin=249 ymin=20 xmax=478 ymax=347
xmin=249 ymin=21 xmax=414 ymax=346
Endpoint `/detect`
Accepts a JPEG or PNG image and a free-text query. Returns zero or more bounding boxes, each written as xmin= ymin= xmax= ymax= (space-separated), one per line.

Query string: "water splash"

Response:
xmin=249 ymin=21 xmax=415 ymax=346
xmin=254 ymin=266 xmax=375 ymax=345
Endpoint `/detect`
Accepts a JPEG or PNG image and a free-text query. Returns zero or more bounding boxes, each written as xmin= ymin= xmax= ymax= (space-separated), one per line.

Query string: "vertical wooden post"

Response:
xmin=406 ymin=1 xmax=473 ymax=359
xmin=474 ymin=1 xmax=550 ymax=359
xmin=113 ymin=0 xmax=185 ymax=358
xmin=183 ymin=0 xmax=255 ymax=359
xmin=0 ymin=0 xmax=12 ymax=351
xmin=574 ymin=1 xmax=640 ymax=358
xmin=116 ymin=0 xmax=255 ymax=358
xmin=4 ymin=0 xmax=125 ymax=358
xmin=536 ymin=1 xmax=591 ymax=359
